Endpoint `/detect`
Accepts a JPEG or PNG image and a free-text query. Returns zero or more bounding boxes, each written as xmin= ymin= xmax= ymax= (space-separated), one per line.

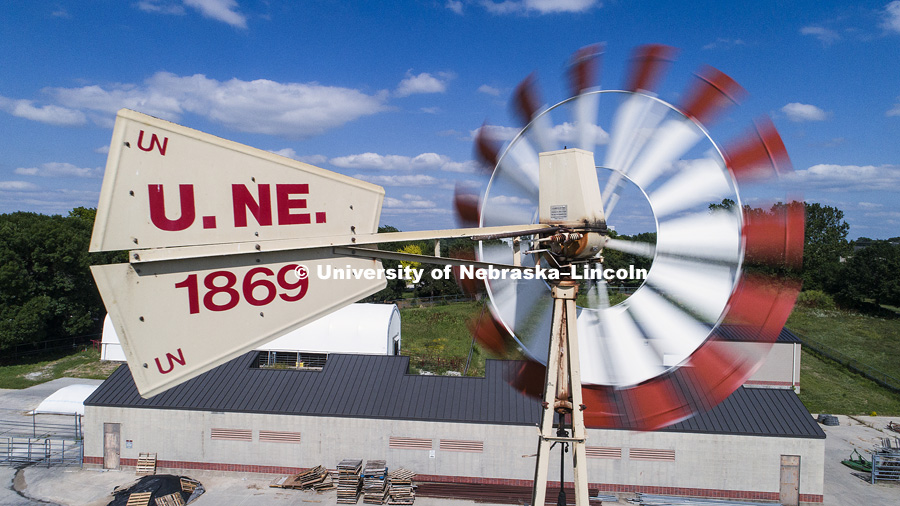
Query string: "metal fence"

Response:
xmin=0 ymin=437 xmax=83 ymax=467
xmin=1 ymin=333 xmax=100 ymax=362
xmin=791 ymin=330 xmax=900 ymax=394
xmin=872 ymin=452 xmax=900 ymax=483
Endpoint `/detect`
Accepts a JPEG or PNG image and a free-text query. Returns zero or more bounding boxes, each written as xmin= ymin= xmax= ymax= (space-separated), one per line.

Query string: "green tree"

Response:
xmin=840 ymin=241 xmax=900 ymax=307
xmin=0 ymin=208 xmax=118 ymax=353
xmin=803 ymin=202 xmax=851 ymax=292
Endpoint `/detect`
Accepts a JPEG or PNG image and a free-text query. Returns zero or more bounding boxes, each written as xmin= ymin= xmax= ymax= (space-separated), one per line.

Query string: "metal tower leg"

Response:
xmin=531 ymin=280 xmax=589 ymax=506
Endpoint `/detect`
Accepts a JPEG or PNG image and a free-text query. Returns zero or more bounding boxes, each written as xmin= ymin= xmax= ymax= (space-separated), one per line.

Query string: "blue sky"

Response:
xmin=1 ymin=0 xmax=898 ymax=239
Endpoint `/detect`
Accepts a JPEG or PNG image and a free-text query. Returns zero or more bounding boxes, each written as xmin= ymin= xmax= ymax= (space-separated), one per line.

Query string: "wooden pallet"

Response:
xmin=126 ymin=492 xmax=152 ymax=506
xmin=135 ymin=453 xmax=157 ymax=476
xmin=180 ymin=477 xmax=200 ymax=493
xmin=154 ymin=492 xmax=185 ymax=506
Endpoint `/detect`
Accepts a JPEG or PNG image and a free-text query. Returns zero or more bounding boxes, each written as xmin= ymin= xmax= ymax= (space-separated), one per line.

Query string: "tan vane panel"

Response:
xmin=92 ymin=249 xmax=386 ymax=397
xmin=90 ymin=109 xmax=384 ymax=252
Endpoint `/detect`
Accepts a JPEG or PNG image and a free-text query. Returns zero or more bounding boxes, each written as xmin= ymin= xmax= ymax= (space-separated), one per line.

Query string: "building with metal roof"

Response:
xmin=83 ymin=339 xmax=824 ymax=504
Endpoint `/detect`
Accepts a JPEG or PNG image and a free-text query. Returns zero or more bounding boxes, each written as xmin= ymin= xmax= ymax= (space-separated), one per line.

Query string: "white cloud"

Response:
xmin=420 ymin=107 xmax=441 ymax=114
xmin=781 ymin=102 xmax=828 ymax=122
xmin=184 ymin=0 xmax=247 ymax=28
xmin=352 ymin=174 xmax=443 ymax=187
xmin=395 ymin=71 xmax=453 ymax=97
xmin=95 ymin=145 xmax=110 ymax=154
xmin=0 ymin=181 xmax=39 ymax=191
xmin=702 ymin=38 xmax=747 ymax=50
xmin=330 ymin=152 xmax=476 ymax=173
xmin=789 ymin=164 xmax=900 ymax=191
xmin=859 ymin=202 xmax=883 ymax=209
xmin=14 ymin=162 xmax=102 ymax=178
xmin=471 ymin=124 xmax=521 ymax=142
xmin=800 ymin=26 xmax=840 ymax=45
xmin=445 ymin=0 xmax=464 ymax=14
xmin=887 ymin=98 xmax=900 ymax=117
xmin=0 ymin=96 xmax=86 ymax=126
xmin=136 ymin=1 xmax=186 ymax=15
xmin=883 ymin=1 xmax=900 ymax=33
xmin=479 ymin=0 xmax=600 ymax=15
xmin=270 ymin=148 xmax=298 ymax=159
xmin=41 ymin=71 xmax=388 ymax=138
xmin=478 ymin=84 xmax=501 ymax=96
xmin=137 ymin=0 xmax=246 ymax=28
xmin=551 ymin=122 xmax=609 ymax=145
xmin=384 ymin=194 xmax=437 ymax=209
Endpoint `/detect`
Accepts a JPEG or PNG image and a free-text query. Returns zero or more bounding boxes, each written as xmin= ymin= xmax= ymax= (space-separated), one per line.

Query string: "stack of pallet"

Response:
xmin=336 ymin=459 xmax=363 ymax=504
xmin=269 ymin=466 xmax=332 ymax=490
xmin=362 ymin=460 xmax=388 ymax=504
xmin=135 ymin=453 xmax=157 ymax=476
xmin=387 ymin=468 xmax=415 ymax=505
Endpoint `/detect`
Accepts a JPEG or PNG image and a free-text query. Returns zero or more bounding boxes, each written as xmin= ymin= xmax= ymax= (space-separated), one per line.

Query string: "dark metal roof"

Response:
xmin=663 ymin=387 xmax=824 ymax=438
xmin=716 ymin=325 xmax=802 ymax=344
xmin=86 ymin=353 xmax=824 ymax=439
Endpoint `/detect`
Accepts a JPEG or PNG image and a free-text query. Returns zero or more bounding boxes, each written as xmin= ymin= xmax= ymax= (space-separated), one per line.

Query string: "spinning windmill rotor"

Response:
xmin=455 ymin=44 xmax=803 ymax=504
xmin=89 ymin=44 xmax=802 ymax=506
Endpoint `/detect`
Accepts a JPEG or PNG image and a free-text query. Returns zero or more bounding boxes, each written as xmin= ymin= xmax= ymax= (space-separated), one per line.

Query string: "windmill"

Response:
xmin=89 ymin=45 xmax=803 ymax=506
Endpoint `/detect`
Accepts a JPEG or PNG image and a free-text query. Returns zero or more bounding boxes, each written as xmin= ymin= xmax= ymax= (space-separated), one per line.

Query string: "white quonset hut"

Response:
xmin=101 ymin=303 xmax=401 ymax=363
xmin=83 ymin=328 xmax=823 ymax=505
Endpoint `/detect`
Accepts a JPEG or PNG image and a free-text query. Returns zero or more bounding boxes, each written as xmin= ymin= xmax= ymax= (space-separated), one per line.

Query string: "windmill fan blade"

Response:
xmin=679 ymin=66 xmax=747 ymax=125
xmin=602 ymin=94 xmax=669 ymax=218
xmin=645 ymin=256 xmax=734 ymax=323
xmin=512 ymin=75 xmax=556 ymax=153
xmin=568 ymin=44 xmax=603 ymax=95
xmin=647 ymin=156 xmax=733 ymax=218
xmin=480 ymin=198 xmax=536 ymax=227
xmin=724 ymin=116 xmax=792 ymax=183
xmin=468 ymin=310 xmax=514 ymax=355
xmin=568 ymin=44 xmax=603 ymax=152
xmin=626 ymin=117 xmax=703 ymax=190
xmin=625 ymin=44 xmax=678 ymax=93
xmin=656 ymin=210 xmax=741 ymax=264
xmin=627 ymin=288 xmax=710 ymax=368
xmin=604 ymin=237 xmax=656 ymax=258
xmin=474 ymin=123 xmax=501 ymax=171
xmin=743 ymin=202 xmax=804 ymax=269
xmin=496 ymin=137 xmax=541 ymax=200
xmin=586 ymin=305 xmax=662 ymax=386
xmin=481 ymin=243 xmax=553 ymax=359
xmin=453 ymin=183 xmax=480 ymax=226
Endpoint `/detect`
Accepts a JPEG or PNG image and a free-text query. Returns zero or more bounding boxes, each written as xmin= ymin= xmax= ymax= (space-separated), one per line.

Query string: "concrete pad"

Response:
xmin=820 ymin=414 xmax=900 ymax=506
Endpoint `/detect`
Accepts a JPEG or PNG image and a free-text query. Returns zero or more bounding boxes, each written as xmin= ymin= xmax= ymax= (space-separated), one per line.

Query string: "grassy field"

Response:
xmin=799 ymin=350 xmax=900 ymax=415
xmin=0 ymin=348 xmax=120 ymax=389
xmin=787 ymin=305 xmax=900 ymax=381
xmin=399 ymin=300 xmax=510 ymax=376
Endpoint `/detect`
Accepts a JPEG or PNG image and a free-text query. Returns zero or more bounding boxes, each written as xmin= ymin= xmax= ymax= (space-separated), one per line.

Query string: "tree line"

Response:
xmin=1 ymin=202 xmax=897 ymax=356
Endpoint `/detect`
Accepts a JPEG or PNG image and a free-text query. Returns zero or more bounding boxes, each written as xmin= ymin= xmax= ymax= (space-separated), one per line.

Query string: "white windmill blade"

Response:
xmin=496 ymin=136 xmax=541 ymax=200
xmin=648 ymin=156 xmax=734 ymax=218
xmin=626 ymin=117 xmax=703 ymax=190
xmin=626 ymin=287 xmax=710 ymax=368
xmin=527 ymin=111 xmax=559 ymax=154
xmin=603 ymin=93 xmax=668 ymax=178
xmin=480 ymin=242 xmax=553 ymax=357
xmin=589 ymin=305 xmax=663 ymax=386
xmin=570 ymin=92 xmax=601 ymax=152
xmin=656 ymin=210 xmax=741 ymax=264
xmin=480 ymin=196 xmax=537 ymax=228
xmin=604 ymin=237 xmax=656 ymax=258
xmin=644 ymin=256 xmax=735 ymax=323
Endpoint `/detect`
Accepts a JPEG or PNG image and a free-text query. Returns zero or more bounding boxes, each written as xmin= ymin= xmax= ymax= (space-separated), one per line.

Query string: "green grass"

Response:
xmin=787 ymin=305 xmax=900 ymax=381
xmin=798 ymin=349 xmax=900 ymax=415
xmin=399 ymin=300 xmax=521 ymax=376
xmin=0 ymin=349 xmax=120 ymax=389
